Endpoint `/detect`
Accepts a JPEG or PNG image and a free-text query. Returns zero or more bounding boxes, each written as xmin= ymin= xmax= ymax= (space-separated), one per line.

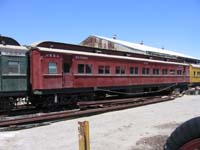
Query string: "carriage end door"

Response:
xmin=62 ymin=55 xmax=73 ymax=87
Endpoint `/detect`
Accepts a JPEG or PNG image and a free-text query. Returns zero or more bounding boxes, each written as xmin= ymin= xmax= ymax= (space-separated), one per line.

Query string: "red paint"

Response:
xmin=30 ymin=49 xmax=189 ymax=91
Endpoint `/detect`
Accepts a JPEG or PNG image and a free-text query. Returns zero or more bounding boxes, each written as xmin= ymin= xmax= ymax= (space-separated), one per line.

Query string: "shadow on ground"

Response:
xmin=130 ymin=122 xmax=180 ymax=150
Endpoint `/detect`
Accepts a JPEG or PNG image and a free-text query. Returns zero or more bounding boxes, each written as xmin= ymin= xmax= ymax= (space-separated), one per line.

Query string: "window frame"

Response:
xmin=48 ymin=62 xmax=58 ymax=74
xmin=142 ymin=67 xmax=150 ymax=75
xmin=121 ymin=67 xmax=126 ymax=74
xmin=85 ymin=64 xmax=92 ymax=74
xmin=105 ymin=66 xmax=110 ymax=74
xmin=8 ymin=61 xmax=20 ymax=74
xmin=194 ymin=71 xmax=196 ymax=77
xmin=98 ymin=65 xmax=110 ymax=75
xmin=197 ymin=72 xmax=200 ymax=77
xmin=115 ymin=66 xmax=121 ymax=74
xmin=177 ymin=70 xmax=182 ymax=75
xmin=78 ymin=64 xmax=93 ymax=74
xmin=78 ymin=64 xmax=85 ymax=74
xmin=115 ymin=66 xmax=126 ymax=75
xmin=130 ymin=67 xmax=138 ymax=75
xmin=153 ymin=68 xmax=159 ymax=75
xmin=162 ymin=69 xmax=168 ymax=75
xmin=170 ymin=69 xmax=175 ymax=75
xmin=98 ymin=65 xmax=104 ymax=74
xmin=63 ymin=62 xmax=70 ymax=74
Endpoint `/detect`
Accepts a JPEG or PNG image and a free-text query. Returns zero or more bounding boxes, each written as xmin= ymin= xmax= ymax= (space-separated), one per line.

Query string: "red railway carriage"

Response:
xmin=29 ymin=43 xmax=189 ymax=105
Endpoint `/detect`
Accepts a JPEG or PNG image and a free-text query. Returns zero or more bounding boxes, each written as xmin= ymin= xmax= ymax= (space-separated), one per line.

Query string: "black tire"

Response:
xmin=164 ymin=117 xmax=200 ymax=150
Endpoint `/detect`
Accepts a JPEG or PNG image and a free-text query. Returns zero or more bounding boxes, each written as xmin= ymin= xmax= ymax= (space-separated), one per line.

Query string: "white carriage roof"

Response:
xmin=0 ymin=44 xmax=28 ymax=56
xmin=37 ymin=46 xmax=189 ymax=66
xmin=93 ymin=35 xmax=197 ymax=60
xmin=31 ymin=41 xmax=46 ymax=47
xmin=0 ymin=44 xmax=28 ymax=51
xmin=191 ymin=64 xmax=200 ymax=68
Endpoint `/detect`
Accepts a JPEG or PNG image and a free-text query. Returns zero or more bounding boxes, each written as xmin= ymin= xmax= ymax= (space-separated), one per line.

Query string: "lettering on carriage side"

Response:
xmin=75 ymin=56 xmax=88 ymax=60
xmin=1 ymin=50 xmax=25 ymax=56
xmin=44 ymin=53 xmax=60 ymax=58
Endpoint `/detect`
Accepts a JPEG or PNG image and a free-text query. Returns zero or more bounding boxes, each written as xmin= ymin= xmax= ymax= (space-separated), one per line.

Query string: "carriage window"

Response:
xmin=170 ymin=69 xmax=175 ymax=75
xmin=153 ymin=68 xmax=159 ymax=75
xmin=98 ymin=66 xmax=110 ymax=74
xmin=48 ymin=62 xmax=57 ymax=74
xmin=142 ymin=68 xmax=150 ymax=75
xmin=86 ymin=64 xmax=92 ymax=74
xmin=98 ymin=66 xmax=104 ymax=74
xmin=115 ymin=66 xmax=120 ymax=74
xmin=162 ymin=69 xmax=168 ymax=75
xmin=116 ymin=66 xmax=126 ymax=74
xmin=105 ymin=66 xmax=110 ymax=74
xmin=130 ymin=67 xmax=138 ymax=75
xmin=8 ymin=61 xmax=20 ymax=74
xmin=78 ymin=64 xmax=85 ymax=74
xmin=194 ymin=71 xmax=196 ymax=77
xmin=78 ymin=64 xmax=92 ymax=74
xmin=121 ymin=67 xmax=126 ymax=74
xmin=177 ymin=70 xmax=182 ymax=75
xmin=63 ymin=63 xmax=70 ymax=73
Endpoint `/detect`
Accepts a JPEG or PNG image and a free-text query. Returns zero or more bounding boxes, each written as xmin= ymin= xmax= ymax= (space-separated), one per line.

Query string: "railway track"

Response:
xmin=0 ymin=105 xmax=37 ymax=117
xmin=77 ymin=96 xmax=164 ymax=109
xmin=0 ymin=95 xmax=175 ymax=129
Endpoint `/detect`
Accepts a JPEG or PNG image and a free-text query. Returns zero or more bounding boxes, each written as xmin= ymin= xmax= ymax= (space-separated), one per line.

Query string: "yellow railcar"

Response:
xmin=190 ymin=64 xmax=200 ymax=84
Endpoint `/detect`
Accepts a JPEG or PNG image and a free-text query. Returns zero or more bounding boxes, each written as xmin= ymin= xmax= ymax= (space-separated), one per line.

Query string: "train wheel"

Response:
xmin=0 ymin=98 xmax=15 ymax=111
xmin=44 ymin=96 xmax=57 ymax=110
xmin=164 ymin=117 xmax=200 ymax=150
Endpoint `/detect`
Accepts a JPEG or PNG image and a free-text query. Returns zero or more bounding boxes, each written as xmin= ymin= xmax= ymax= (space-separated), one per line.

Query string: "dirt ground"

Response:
xmin=1 ymin=95 xmax=200 ymax=150
xmin=132 ymin=122 xmax=180 ymax=150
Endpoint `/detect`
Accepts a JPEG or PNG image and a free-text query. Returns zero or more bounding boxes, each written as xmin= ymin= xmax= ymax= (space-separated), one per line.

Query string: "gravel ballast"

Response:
xmin=0 ymin=95 xmax=200 ymax=150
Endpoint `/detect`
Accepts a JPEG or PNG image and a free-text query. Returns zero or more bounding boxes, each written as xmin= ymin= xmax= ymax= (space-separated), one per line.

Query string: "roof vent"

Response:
xmin=94 ymin=49 xmax=102 ymax=53
xmin=113 ymin=34 xmax=117 ymax=39
xmin=140 ymin=40 xmax=143 ymax=45
xmin=125 ymin=53 xmax=131 ymax=57
xmin=1 ymin=40 xmax=6 ymax=45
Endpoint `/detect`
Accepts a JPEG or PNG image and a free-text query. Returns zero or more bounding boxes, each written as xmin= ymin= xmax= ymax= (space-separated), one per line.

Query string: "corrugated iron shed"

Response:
xmin=81 ymin=35 xmax=199 ymax=61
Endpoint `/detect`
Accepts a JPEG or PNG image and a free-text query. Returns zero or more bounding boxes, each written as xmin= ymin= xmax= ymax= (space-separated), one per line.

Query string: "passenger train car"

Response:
xmin=0 ymin=36 xmax=28 ymax=110
xmin=0 ymin=35 xmax=199 ymax=111
xmin=29 ymin=41 xmax=190 ymax=107
xmin=190 ymin=64 xmax=200 ymax=85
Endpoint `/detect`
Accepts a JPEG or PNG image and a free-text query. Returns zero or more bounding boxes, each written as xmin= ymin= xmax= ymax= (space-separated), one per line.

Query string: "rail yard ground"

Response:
xmin=1 ymin=95 xmax=200 ymax=150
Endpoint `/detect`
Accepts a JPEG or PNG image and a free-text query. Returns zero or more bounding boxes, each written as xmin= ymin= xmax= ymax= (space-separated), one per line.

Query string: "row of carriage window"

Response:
xmin=77 ymin=64 xmax=183 ymax=75
xmin=6 ymin=61 xmax=200 ymax=77
xmin=4 ymin=61 xmax=200 ymax=77
xmin=48 ymin=62 xmax=185 ymax=76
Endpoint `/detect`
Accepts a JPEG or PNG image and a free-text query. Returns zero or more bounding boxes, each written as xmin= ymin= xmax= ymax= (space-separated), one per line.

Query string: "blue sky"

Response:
xmin=1 ymin=0 xmax=200 ymax=58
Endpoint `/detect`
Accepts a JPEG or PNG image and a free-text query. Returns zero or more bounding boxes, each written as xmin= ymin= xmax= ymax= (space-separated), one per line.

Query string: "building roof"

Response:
xmin=93 ymin=35 xmax=197 ymax=60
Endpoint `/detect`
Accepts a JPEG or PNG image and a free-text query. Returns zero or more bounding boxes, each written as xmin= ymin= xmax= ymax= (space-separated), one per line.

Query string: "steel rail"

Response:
xmin=0 ymin=96 xmax=174 ymax=128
